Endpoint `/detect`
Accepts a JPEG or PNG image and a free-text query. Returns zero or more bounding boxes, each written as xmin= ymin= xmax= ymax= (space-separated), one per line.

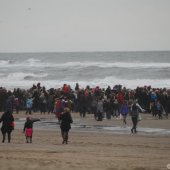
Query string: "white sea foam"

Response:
xmin=26 ymin=58 xmax=41 ymax=66
xmin=26 ymin=58 xmax=41 ymax=63
xmin=92 ymin=76 xmax=170 ymax=89
xmin=0 ymin=72 xmax=48 ymax=81
xmin=1 ymin=59 xmax=170 ymax=69
xmin=1 ymin=76 xmax=170 ymax=90
xmin=62 ymin=61 xmax=170 ymax=69
xmin=29 ymin=61 xmax=170 ymax=69
xmin=0 ymin=60 xmax=11 ymax=66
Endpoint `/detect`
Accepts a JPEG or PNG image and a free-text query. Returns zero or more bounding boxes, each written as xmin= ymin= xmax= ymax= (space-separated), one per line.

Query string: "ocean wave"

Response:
xmin=0 ymin=76 xmax=170 ymax=90
xmin=0 ymin=59 xmax=12 ymax=66
xmin=26 ymin=58 xmax=41 ymax=63
xmin=57 ymin=61 xmax=170 ymax=69
xmin=25 ymin=58 xmax=41 ymax=66
xmin=0 ymin=72 xmax=48 ymax=81
xmin=1 ymin=59 xmax=170 ymax=69
xmin=29 ymin=61 xmax=170 ymax=69
xmin=91 ymin=76 xmax=170 ymax=89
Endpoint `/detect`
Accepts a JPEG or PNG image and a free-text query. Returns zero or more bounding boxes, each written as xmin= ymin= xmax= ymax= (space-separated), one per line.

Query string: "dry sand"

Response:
xmin=0 ymin=111 xmax=170 ymax=170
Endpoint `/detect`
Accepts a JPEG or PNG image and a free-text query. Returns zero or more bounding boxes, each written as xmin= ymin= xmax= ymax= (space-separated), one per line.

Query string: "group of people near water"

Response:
xmin=0 ymin=83 xmax=169 ymax=143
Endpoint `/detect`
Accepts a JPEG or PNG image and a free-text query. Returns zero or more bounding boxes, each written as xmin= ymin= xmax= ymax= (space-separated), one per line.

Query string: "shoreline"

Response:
xmin=3 ymin=111 xmax=170 ymax=136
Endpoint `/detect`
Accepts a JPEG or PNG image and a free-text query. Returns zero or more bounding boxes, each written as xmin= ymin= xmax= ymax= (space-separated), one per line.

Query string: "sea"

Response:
xmin=0 ymin=51 xmax=170 ymax=90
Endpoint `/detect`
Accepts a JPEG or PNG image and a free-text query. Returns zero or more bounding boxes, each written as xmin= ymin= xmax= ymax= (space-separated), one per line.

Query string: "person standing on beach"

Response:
xmin=130 ymin=100 xmax=145 ymax=133
xmin=150 ymin=102 xmax=157 ymax=118
xmin=0 ymin=110 xmax=14 ymax=143
xmin=120 ymin=101 xmax=129 ymax=127
xmin=113 ymin=98 xmax=119 ymax=119
xmin=155 ymin=100 xmax=163 ymax=119
xmin=14 ymin=98 xmax=20 ymax=114
xmin=96 ymin=97 xmax=104 ymax=121
xmin=55 ymin=98 xmax=62 ymax=122
xmin=23 ymin=117 xmax=40 ymax=143
xmin=5 ymin=92 xmax=15 ymax=114
xmin=60 ymin=107 xmax=73 ymax=144
xmin=25 ymin=96 xmax=33 ymax=115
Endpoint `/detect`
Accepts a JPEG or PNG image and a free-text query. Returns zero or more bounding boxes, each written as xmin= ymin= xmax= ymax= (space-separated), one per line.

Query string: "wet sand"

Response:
xmin=0 ymin=111 xmax=170 ymax=170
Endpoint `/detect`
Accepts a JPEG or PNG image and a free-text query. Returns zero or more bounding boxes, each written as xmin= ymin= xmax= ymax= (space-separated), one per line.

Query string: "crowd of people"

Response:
xmin=0 ymin=82 xmax=169 ymax=118
xmin=0 ymin=82 xmax=170 ymax=143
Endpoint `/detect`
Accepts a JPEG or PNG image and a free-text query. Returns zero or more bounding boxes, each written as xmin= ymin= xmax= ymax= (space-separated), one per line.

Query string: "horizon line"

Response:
xmin=0 ymin=49 xmax=170 ymax=54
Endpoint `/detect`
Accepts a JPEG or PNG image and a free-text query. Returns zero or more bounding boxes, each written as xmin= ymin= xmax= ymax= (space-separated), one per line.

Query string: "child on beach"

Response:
xmin=23 ymin=117 xmax=40 ymax=143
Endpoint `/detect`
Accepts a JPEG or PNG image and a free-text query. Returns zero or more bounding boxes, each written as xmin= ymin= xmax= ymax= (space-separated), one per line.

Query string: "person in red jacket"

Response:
xmin=117 ymin=91 xmax=125 ymax=114
xmin=55 ymin=98 xmax=62 ymax=122
xmin=63 ymin=84 xmax=69 ymax=95
xmin=117 ymin=91 xmax=125 ymax=104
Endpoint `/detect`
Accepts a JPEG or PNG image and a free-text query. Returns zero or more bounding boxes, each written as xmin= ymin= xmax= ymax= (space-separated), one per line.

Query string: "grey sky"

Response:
xmin=0 ymin=0 xmax=170 ymax=52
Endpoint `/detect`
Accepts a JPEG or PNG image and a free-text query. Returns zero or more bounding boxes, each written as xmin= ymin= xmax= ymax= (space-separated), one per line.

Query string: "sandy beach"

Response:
xmin=0 ymin=112 xmax=170 ymax=170
xmin=1 ymin=0 xmax=170 ymax=169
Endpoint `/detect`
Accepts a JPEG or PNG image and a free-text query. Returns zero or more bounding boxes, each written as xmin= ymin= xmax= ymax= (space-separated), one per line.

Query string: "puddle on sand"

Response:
xmin=14 ymin=118 xmax=170 ymax=136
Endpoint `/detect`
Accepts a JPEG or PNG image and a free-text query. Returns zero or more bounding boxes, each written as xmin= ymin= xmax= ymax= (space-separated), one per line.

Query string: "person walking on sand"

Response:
xmin=120 ymin=101 xmax=129 ymax=127
xmin=60 ymin=107 xmax=73 ymax=144
xmin=130 ymin=100 xmax=145 ymax=134
xmin=23 ymin=116 xmax=40 ymax=143
xmin=0 ymin=110 xmax=14 ymax=143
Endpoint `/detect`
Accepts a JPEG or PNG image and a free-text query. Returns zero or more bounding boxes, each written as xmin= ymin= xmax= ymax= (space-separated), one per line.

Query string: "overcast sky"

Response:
xmin=0 ymin=0 xmax=170 ymax=52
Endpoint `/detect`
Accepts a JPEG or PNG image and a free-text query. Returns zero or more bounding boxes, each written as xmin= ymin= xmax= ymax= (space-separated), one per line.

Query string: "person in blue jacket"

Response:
xmin=25 ymin=97 xmax=33 ymax=115
xmin=120 ymin=101 xmax=129 ymax=127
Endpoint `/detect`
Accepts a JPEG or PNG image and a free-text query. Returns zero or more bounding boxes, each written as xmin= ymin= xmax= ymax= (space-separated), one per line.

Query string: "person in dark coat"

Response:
xmin=0 ymin=111 xmax=14 ymax=143
xmin=130 ymin=100 xmax=145 ymax=134
xmin=23 ymin=117 xmax=40 ymax=143
xmin=60 ymin=107 xmax=73 ymax=144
